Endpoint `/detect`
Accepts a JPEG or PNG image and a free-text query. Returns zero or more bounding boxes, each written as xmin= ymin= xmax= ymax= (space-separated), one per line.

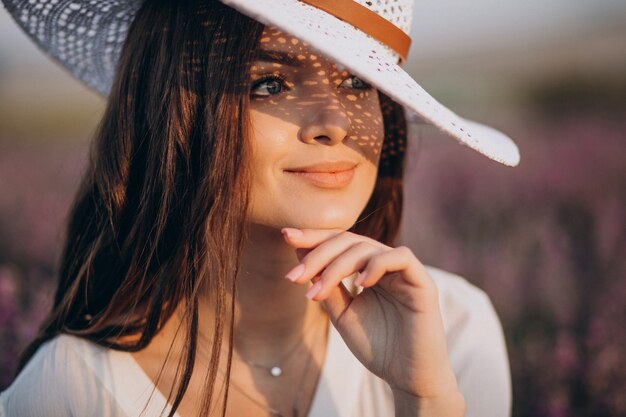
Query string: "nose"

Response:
xmin=298 ymin=96 xmax=351 ymax=146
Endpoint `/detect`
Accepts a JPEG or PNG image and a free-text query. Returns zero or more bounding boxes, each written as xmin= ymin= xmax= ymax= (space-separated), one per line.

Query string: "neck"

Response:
xmin=198 ymin=222 xmax=327 ymax=364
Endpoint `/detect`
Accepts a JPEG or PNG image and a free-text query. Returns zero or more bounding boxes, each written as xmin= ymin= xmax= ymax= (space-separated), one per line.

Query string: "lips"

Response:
xmin=284 ymin=161 xmax=357 ymax=188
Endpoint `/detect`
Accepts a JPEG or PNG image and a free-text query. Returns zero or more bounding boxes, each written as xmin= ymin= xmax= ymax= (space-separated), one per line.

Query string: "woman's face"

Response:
xmin=247 ymin=27 xmax=384 ymax=230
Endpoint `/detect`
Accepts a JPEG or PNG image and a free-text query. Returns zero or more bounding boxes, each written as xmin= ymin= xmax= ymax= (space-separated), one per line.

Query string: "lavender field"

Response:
xmin=402 ymin=112 xmax=626 ymax=416
xmin=1 ymin=105 xmax=624 ymax=416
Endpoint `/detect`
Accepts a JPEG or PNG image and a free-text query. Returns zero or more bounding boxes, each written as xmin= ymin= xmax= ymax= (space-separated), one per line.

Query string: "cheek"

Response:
xmin=248 ymin=109 xmax=294 ymax=167
xmin=248 ymin=111 xmax=286 ymax=205
xmin=246 ymin=109 xmax=296 ymax=223
xmin=344 ymin=95 xmax=385 ymax=166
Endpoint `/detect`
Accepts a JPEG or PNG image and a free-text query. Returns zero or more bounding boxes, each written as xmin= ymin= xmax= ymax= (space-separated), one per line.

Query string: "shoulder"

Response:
xmin=0 ymin=334 xmax=124 ymax=417
xmin=425 ymin=265 xmax=512 ymax=417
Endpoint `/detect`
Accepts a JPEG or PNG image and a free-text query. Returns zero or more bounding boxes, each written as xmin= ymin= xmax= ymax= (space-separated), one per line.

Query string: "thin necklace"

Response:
xmin=234 ymin=317 xmax=321 ymax=377
xmin=215 ymin=318 xmax=327 ymax=417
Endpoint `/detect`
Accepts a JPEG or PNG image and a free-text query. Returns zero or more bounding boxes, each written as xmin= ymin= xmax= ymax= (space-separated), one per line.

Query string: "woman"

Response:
xmin=0 ymin=0 xmax=518 ymax=416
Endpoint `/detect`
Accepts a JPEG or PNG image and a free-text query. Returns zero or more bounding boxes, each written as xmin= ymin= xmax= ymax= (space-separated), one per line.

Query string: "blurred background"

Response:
xmin=1 ymin=1 xmax=625 ymax=416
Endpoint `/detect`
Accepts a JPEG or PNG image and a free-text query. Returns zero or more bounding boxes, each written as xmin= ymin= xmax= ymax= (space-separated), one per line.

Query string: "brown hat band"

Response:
xmin=299 ymin=0 xmax=412 ymax=63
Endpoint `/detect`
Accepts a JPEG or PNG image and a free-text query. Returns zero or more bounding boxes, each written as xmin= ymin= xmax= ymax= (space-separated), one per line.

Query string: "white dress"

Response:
xmin=0 ymin=266 xmax=512 ymax=417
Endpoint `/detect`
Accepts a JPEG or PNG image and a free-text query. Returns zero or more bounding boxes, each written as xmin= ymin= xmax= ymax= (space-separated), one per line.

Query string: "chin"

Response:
xmin=290 ymin=217 xmax=357 ymax=231
xmin=251 ymin=208 xmax=361 ymax=232
xmin=247 ymin=186 xmax=374 ymax=232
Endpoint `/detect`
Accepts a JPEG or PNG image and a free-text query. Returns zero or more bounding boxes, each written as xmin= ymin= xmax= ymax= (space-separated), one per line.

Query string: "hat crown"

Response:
xmin=351 ymin=0 xmax=413 ymax=35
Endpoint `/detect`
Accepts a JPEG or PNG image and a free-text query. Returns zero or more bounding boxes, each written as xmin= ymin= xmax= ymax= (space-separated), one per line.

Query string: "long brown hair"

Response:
xmin=16 ymin=0 xmax=407 ymax=415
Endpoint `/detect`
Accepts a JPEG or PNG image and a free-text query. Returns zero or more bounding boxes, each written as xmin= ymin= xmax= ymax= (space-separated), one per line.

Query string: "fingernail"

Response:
xmin=285 ymin=263 xmax=305 ymax=282
xmin=305 ymin=281 xmax=323 ymax=300
xmin=355 ymin=271 xmax=368 ymax=286
xmin=281 ymin=228 xmax=303 ymax=240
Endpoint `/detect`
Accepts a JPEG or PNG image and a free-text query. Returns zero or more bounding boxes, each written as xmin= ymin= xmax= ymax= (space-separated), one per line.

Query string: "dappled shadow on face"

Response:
xmin=249 ymin=27 xmax=385 ymax=166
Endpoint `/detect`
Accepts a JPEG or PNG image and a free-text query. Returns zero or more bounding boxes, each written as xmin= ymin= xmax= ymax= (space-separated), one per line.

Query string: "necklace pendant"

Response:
xmin=270 ymin=366 xmax=282 ymax=377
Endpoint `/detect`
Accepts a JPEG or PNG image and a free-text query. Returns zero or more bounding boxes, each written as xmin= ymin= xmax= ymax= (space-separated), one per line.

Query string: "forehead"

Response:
xmin=258 ymin=26 xmax=305 ymax=50
xmin=256 ymin=26 xmax=342 ymax=70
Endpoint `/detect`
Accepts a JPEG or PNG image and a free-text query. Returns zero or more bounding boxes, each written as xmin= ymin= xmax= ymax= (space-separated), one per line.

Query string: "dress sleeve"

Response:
xmin=0 ymin=342 xmax=73 ymax=417
xmin=426 ymin=266 xmax=512 ymax=417
xmin=0 ymin=337 xmax=124 ymax=417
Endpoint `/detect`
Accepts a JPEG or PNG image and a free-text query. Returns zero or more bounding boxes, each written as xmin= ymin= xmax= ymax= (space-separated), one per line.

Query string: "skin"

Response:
xmin=133 ymin=27 xmax=464 ymax=417
xmin=246 ymin=29 xmax=384 ymax=230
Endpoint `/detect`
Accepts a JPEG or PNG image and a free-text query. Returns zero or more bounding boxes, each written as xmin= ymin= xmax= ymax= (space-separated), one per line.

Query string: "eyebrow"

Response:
xmin=254 ymin=50 xmax=305 ymax=68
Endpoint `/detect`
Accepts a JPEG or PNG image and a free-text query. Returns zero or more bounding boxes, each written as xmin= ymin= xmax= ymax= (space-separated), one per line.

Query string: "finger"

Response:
xmin=285 ymin=232 xmax=385 ymax=284
xmin=281 ymin=227 xmax=344 ymax=249
xmin=319 ymin=280 xmax=354 ymax=326
xmin=358 ymin=246 xmax=430 ymax=288
xmin=305 ymin=242 xmax=384 ymax=300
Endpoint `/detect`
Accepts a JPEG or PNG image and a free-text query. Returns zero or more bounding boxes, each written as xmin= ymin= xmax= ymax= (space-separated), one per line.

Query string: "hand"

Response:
xmin=282 ymin=228 xmax=463 ymax=411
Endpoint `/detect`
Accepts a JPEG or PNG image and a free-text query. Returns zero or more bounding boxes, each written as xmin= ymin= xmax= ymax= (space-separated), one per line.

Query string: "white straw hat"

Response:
xmin=1 ymin=0 xmax=520 ymax=166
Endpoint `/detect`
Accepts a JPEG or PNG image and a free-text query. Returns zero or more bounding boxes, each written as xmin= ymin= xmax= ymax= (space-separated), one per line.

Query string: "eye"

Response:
xmin=340 ymin=75 xmax=371 ymax=90
xmin=251 ymin=74 xmax=287 ymax=97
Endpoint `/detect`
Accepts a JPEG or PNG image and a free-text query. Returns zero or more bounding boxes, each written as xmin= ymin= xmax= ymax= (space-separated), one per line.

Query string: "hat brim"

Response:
xmin=1 ymin=0 xmax=520 ymax=166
